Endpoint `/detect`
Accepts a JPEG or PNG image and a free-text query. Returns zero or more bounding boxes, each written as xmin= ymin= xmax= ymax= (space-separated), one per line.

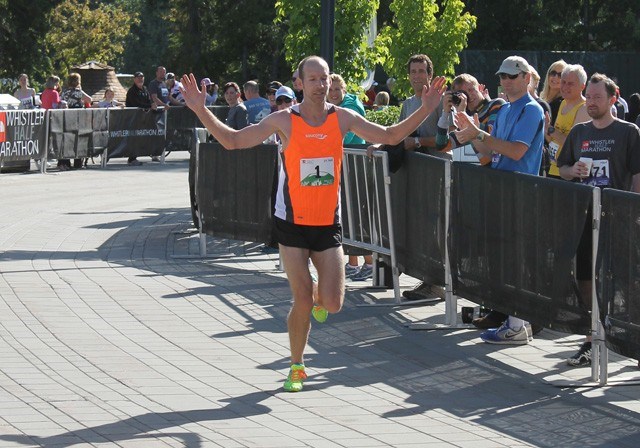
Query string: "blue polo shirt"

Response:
xmin=491 ymin=93 xmax=544 ymax=175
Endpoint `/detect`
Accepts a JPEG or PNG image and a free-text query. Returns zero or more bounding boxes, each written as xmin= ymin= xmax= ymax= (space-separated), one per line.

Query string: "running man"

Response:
xmin=180 ymin=56 xmax=446 ymax=392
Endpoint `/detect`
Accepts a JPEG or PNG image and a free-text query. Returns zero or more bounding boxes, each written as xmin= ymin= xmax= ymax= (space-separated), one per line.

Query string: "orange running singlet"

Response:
xmin=274 ymin=105 xmax=344 ymax=226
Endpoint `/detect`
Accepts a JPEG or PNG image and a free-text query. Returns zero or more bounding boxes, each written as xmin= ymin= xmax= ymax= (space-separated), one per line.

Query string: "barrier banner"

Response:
xmin=0 ymin=109 xmax=47 ymax=161
xmin=49 ymin=109 xmax=109 ymax=159
xmin=450 ymin=163 xmax=592 ymax=333
xmin=341 ymin=145 xmax=381 ymax=257
xmin=197 ymin=142 xmax=278 ymax=244
xmin=107 ymin=108 xmax=165 ymax=159
xmin=391 ymin=152 xmax=447 ymax=286
xmin=599 ymin=189 xmax=640 ymax=359
xmin=166 ymin=106 xmax=229 ymax=153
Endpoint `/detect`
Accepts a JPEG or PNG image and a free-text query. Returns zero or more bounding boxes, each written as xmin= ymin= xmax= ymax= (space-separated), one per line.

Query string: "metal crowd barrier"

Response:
xmin=342 ymin=147 xmax=401 ymax=301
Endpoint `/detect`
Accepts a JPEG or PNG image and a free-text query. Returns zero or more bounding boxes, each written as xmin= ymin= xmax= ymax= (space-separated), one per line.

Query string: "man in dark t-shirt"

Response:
xmin=126 ymin=72 xmax=153 ymax=109
xmin=558 ymin=73 xmax=640 ymax=368
xmin=124 ymin=72 xmax=157 ymax=165
xmin=148 ymin=66 xmax=170 ymax=107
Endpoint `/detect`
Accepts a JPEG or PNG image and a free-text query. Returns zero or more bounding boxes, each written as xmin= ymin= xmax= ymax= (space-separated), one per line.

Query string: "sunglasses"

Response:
xmin=276 ymin=97 xmax=293 ymax=105
xmin=549 ymin=70 xmax=562 ymax=78
xmin=498 ymin=73 xmax=520 ymax=80
xmin=292 ymin=77 xmax=297 ymax=82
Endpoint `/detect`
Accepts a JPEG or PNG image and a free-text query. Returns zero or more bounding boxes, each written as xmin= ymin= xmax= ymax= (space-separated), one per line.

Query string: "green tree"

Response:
xmin=152 ymin=0 xmax=288 ymax=93
xmin=0 ymin=0 xmax=59 ymax=88
xmin=46 ymin=0 xmax=139 ymax=75
xmin=377 ymin=0 xmax=476 ymax=98
xmin=275 ymin=0 xmax=381 ymax=92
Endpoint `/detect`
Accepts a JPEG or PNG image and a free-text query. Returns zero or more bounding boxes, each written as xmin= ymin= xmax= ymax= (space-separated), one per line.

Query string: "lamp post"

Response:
xmin=320 ymin=0 xmax=335 ymax=71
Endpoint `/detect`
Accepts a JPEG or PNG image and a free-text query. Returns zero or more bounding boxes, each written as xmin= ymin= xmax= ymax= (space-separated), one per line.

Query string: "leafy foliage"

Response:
xmin=365 ymin=106 xmax=400 ymax=126
xmin=377 ymin=0 xmax=476 ymax=98
xmin=0 ymin=0 xmax=58 ymax=88
xmin=46 ymin=0 xmax=139 ymax=75
xmin=275 ymin=0 xmax=381 ymax=93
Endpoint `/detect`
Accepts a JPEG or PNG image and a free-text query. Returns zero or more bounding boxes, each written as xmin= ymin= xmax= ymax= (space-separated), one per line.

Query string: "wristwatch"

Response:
xmin=547 ymin=126 xmax=555 ymax=136
xmin=476 ymin=131 xmax=487 ymax=142
xmin=414 ymin=137 xmax=421 ymax=149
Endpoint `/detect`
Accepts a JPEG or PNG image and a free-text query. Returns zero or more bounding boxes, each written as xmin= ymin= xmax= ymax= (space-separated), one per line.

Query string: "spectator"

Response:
xmin=627 ymin=92 xmax=640 ymax=124
xmin=436 ymin=73 xmax=505 ymax=167
xmin=327 ymin=74 xmax=366 ymax=146
xmin=454 ymin=55 xmax=545 ymax=345
xmin=125 ymin=71 xmax=156 ymax=166
xmin=528 ymin=67 xmax=552 ymax=176
xmin=377 ymin=77 xmax=399 ymax=106
xmin=60 ymin=73 xmax=92 ymax=170
xmin=540 ymin=60 xmax=567 ymax=124
xmin=201 ymin=78 xmax=218 ymax=106
xmin=557 ymin=73 xmax=640 ymax=366
xmin=243 ymin=80 xmax=271 ymax=124
xmin=364 ymin=81 xmax=377 ymax=108
xmin=165 ymin=73 xmax=184 ymax=106
xmin=546 ymin=64 xmax=590 ymax=179
xmin=613 ymin=87 xmax=627 ymax=119
xmin=373 ymin=91 xmax=389 ymax=110
xmin=327 ymin=73 xmax=372 ymax=281
xmin=40 ymin=76 xmax=62 ymax=110
xmin=13 ymin=74 xmax=37 ymax=109
xmin=148 ymin=66 xmax=169 ymax=107
xmin=223 ymin=82 xmax=248 ymax=130
xmin=291 ymin=69 xmax=303 ymax=103
xmin=392 ymin=54 xmax=446 ymax=302
xmin=97 ymin=88 xmax=124 ymax=108
xmin=267 ymin=81 xmax=283 ymax=112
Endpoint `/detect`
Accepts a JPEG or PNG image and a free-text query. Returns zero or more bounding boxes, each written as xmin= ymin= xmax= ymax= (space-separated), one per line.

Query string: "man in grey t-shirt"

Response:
xmin=398 ymin=54 xmax=445 ymax=158
xmin=148 ymin=66 xmax=170 ymax=107
xmin=558 ymin=73 xmax=640 ymax=368
xmin=222 ymin=82 xmax=248 ymax=130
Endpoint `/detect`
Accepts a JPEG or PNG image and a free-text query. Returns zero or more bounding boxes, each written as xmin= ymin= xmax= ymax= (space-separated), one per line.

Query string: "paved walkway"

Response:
xmin=1 ymin=154 xmax=640 ymax=448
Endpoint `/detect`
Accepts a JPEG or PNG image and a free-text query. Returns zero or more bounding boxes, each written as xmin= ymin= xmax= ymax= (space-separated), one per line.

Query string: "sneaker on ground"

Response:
xmin=344 ymin=263 xmax=359 ymax=277
xmin=128 ymin=159 xmax=143 ymax=166
xmin=472 ymin=310 xmax=508 ymax=329
xmin=284 ymin=364 xmax=307 ymax=392
xmin=566 ymin=341 xmax=591 ymax=367
xmin=350 ymin=264 xmax=373 ymax=281
xmin=480 ymin=322 xmax=531 ymax=345
xmin=402 ymin=281 xmax=444 ymax=302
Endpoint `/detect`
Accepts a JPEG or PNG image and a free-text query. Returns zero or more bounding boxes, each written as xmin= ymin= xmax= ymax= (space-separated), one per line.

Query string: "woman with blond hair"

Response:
xmin=540 ymin=60 xmax=567 ymax=123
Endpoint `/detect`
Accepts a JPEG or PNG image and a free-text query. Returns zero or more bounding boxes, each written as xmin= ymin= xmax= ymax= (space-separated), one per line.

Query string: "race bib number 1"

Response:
xmin=300 ymin=157 xmax=335 ymax=186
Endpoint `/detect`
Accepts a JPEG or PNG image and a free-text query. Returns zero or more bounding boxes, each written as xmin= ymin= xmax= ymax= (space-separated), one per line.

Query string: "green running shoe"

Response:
xmin=284 ymin=363 xmax=307 ymax=392
xmin=312 ymin=305 xmax=328 ymax=323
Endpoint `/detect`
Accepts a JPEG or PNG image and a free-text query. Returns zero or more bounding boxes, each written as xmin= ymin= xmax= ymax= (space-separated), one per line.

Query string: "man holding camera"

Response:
xmin=454 ymin=56 xmax=544 ymax=345
xmin=436 ymin=74 xmax=506 ymax=165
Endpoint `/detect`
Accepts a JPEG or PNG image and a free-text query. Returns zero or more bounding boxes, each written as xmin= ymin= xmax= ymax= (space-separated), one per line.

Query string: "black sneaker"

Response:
xmin=402 ymin=282 xmax=443 ymax=302
xmin=472 ymin=310 xmax=507 ymax=329
xmin=567 ymin=341 xmax=592 ymax=367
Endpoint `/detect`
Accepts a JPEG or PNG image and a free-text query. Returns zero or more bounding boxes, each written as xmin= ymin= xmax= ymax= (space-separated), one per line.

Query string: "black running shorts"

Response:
xmin=274 ymin=217 xmax=342 ymax=252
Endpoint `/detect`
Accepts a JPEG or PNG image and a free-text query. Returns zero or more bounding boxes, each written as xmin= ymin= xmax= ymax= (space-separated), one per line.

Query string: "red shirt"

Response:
xmin=40 ymin=88 xmax=60 ymax=109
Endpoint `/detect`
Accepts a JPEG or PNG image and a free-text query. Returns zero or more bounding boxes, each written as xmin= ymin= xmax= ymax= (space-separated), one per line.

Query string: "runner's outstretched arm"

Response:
xmin=348 ymin=76 xmax=446 ymax=144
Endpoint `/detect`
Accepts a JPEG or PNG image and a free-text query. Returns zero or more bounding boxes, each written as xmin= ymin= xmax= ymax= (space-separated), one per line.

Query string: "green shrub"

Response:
xmin=365 ymin=106 xmax=400 ymax=127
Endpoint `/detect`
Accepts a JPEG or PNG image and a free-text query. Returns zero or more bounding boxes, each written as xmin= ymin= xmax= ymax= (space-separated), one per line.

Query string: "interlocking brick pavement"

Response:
xmin=0 ymin=155 xmax=639 ymax=447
